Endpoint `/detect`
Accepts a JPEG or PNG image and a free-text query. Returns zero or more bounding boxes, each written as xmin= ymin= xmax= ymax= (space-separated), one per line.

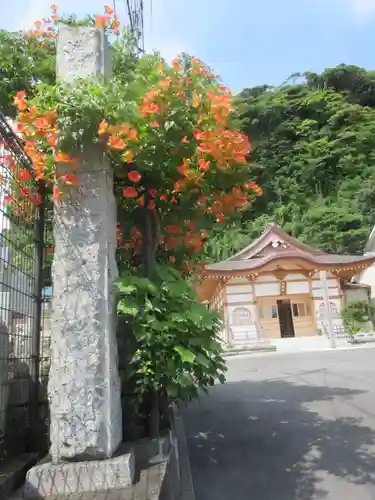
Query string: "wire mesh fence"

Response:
xmin=38 ymin=210 xmax=53 ymax=455
xmin=0 ymin=113 xmax=48 ymax=460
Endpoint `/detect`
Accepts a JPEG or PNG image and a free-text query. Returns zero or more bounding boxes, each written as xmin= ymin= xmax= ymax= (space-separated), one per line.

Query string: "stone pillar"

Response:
xmin=24 ymin=27 xmax=134 ymax=499
xmin=48 ymin=25 xmax=122 ymax=463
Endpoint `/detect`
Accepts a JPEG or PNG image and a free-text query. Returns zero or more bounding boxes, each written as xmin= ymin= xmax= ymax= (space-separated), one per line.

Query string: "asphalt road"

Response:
xmin=183 ymin=347 xmax=375 ymax=500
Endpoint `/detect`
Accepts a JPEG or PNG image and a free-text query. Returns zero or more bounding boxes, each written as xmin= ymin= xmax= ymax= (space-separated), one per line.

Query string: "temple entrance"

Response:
xmin=277 ymin=299 xmax=295 ymax=338
xmin=258 ymin=296 xmax=314 ymax=339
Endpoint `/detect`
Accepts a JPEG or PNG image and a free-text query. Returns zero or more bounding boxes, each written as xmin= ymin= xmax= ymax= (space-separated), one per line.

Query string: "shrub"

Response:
xmin=116 ymin=265 xmax=226 ymax=431
xmin=342 ymin=300 xmax=375 ymax=334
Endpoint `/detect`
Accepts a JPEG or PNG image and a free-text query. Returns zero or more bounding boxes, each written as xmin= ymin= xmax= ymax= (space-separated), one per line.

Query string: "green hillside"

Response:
xmin=205 ymin=65 xmax=375 ymax=262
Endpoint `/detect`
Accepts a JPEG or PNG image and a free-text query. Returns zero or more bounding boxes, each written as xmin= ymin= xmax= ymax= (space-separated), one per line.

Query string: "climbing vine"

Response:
xmin=9 ymin=4 xmax=261 ymax=272
xmin=2 ymin=4 xmax=263 ymax=431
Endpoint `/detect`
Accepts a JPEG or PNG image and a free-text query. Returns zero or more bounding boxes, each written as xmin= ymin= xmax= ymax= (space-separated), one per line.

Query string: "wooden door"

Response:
xmin=290 ymin=299 xmax=314 ymax=336
xmin=277 ymin=299 xmax=295 ymax=338
xmin=259 ymin=300 xmax=280 ymax=339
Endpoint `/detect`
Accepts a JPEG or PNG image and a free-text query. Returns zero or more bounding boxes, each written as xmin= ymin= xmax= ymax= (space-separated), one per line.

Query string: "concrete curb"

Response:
xmin=223 ymin=346 xmax=276 ymax=357
xmin=348 ymin=339 xmax=375 ymax=345
xmin=171 ymin=404 xmax=195 ymax=500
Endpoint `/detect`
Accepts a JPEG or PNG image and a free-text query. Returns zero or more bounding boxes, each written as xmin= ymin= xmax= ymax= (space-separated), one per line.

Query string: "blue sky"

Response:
xmin=2 ymin=0 xmax=375 ymax=92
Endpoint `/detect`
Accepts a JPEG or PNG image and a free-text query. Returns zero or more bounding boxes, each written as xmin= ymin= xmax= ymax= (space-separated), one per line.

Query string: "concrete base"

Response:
xmin=23 ymin=451 xmax=135 ymax=499
xmin=349 ymin=332 xmax=375 ymax=344
xmin=270 ymin=336 xmax=331 ymax=353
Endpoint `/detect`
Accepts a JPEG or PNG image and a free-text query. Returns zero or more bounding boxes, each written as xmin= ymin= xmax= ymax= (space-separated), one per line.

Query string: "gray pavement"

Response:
xmin=183 ymin=347 xmax=375 ymax=500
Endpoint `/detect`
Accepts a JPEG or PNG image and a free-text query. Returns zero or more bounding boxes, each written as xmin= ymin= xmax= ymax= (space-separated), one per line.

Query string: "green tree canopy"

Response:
xmin=0 ymin=30 xmax=55 ymax=117
xmin=209 ymin=64 xmax=375 ymax=260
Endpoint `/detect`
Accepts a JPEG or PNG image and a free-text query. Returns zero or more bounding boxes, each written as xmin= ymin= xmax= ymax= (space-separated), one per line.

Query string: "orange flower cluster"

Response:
xmin=157 ymin=221 xmax=207 ymax=255
xmin=158 ymin=224 xmax=208 ymax=258
xmin=244 ymin=181 xmax=263 ymax=196
xmin=197 ymin=184 xmax=260 ymax=223
xmin=100 ymin=121 xmax=139 ymax=162
xmin=14 ymin=92 xmax=27 ymax=111
xmin=161 ymin=232 xmax=204 ymax=253
xmin=123 ymin=226 xmax=143 ymax=252
xmin=190 ymin=57 xmax=215 ymax=79
xmin=14 ymin=91 xmax=78 ymax=201
xmin=139 ymin=88 xmax=161 ymax=118
xmin=29 ymin=4 xmax=121 ymax=39
xmin=1 ymin=141 xmax=42 ymax=219
xmin=28 ymin=4 xmax=58 ymax=38
xmin=95 ymin=5 xmax=120 ymax=34
xmin=195 ymin=128 xmax=250 ymax=167
xmin=207 ymin=90 xmax=233 ymax=125
xmin=2 ymin=170 xmax=42 ymax=219
xmin=5 ymin=195 xmax=39 ymax=218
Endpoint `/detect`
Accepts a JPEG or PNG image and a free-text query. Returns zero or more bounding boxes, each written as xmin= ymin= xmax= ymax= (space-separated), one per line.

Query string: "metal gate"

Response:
xmin=0 ymin=112 xmax=51 ymax=460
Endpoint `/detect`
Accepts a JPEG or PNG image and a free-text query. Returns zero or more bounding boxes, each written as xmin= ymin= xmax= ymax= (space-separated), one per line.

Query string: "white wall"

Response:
xmin=209 ymin=282 xmax=227 ymax=342
xmin=287 ymin=281 xmax=309 ymax=294
xmin=358 ymin=265 xmax=375 ymax=300
xmin=226 ymin=303 xmax=258 ymax=343
xmin=345 ymin=287 xmax=369 ymax=304
xmin=225 ymin=280 xmax=258 ymax=344
xmin=254 ymin=282 xmax=279 ymax=296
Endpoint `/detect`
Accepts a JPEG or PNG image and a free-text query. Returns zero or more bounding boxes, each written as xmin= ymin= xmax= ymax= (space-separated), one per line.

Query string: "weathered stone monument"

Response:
xmin=24 ymin=26 xmax=134 ymax=498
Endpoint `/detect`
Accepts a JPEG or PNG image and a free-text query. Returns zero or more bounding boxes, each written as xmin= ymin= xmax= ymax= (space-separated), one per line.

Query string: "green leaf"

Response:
xmin=195 ymin=353 xmax=210 ymax=368
xmin=170 ymin=313 xmax=186 ymax=323
xmin=179 ymin=373 xmax=194 ymax=387
xmin=189 ymin=337 xmax=203 ymax=346
xmin=174 ymin=346 xmax=196 ymax=364
xmin=117 ymin=284 xmax=137 ymax=294
xmin=166 ymin=384 xmax=179 ymax=397
xmin=117 ymin=302 xmax=139 ymax=316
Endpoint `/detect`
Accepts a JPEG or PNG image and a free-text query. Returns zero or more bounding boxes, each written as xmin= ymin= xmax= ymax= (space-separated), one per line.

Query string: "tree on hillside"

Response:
xmin=228 ymin=65 xmax=375 ymax=256
xmin=0 ymin=30 xmax=55 ymax=116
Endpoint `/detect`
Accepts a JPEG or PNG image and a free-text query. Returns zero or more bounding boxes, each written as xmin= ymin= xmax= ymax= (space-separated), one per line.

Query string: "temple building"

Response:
xmin=355 ymin=224 xmax=375 ymax=301
xmin=197 ymin=224 xmax=375 ymax=346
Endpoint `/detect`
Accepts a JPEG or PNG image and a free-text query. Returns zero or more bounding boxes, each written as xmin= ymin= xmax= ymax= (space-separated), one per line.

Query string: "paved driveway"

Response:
xmin=183 ymin=347 xmax=375 ymax=500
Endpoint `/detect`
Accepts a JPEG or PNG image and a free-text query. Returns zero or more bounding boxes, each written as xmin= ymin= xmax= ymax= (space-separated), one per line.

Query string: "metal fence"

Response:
xmin=0 ymin=113 xmax=51 ymax=460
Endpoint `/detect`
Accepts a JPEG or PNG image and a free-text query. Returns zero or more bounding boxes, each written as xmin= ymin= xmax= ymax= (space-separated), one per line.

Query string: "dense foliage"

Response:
xmin=2 ymin=5 xmax=262 ymax=434
xmin=4 ymin=28 xmax=375 ymax=263
xmin=206 ymin=65 xmax=375 ymax=262
xmin=6 ymin=7 xmax=375 ymax=433
xmin=0 ymin=30 xmax=55 ymax=117
xmin=10 ymin=6 xmax=261 ymax=273
xmin=342 ymin=300 xmax=375 ymax=334
xmin=117 ymin=266 xmax=226 ymax=408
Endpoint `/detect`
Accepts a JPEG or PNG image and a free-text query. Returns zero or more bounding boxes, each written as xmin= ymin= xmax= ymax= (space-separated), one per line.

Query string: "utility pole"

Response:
xmin=124 ymin=0 xmax=145 ymax=52
xmin=320 ymin=270 xmax=336 ymax=348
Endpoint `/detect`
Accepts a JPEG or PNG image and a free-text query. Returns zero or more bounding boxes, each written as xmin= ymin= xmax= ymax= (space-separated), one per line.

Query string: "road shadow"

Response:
xmin=183 ymin=380 xmax=375 ymax=500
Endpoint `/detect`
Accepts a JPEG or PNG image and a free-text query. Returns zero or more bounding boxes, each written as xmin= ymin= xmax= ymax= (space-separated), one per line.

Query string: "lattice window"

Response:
xmin=318 ymin=302 xmax=339 ymax=318
xmin=270 ymin=305 xmax=278 ymax=319
xmin=330 ymin=302 xmax=339 ymax=316
xmin=260 ymin=304 xmax=278 ymax=320
xmin=232 ymin=307 xmax=251 ymax=325
xmin=292 ymin=302 xmax=307 ymax=317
